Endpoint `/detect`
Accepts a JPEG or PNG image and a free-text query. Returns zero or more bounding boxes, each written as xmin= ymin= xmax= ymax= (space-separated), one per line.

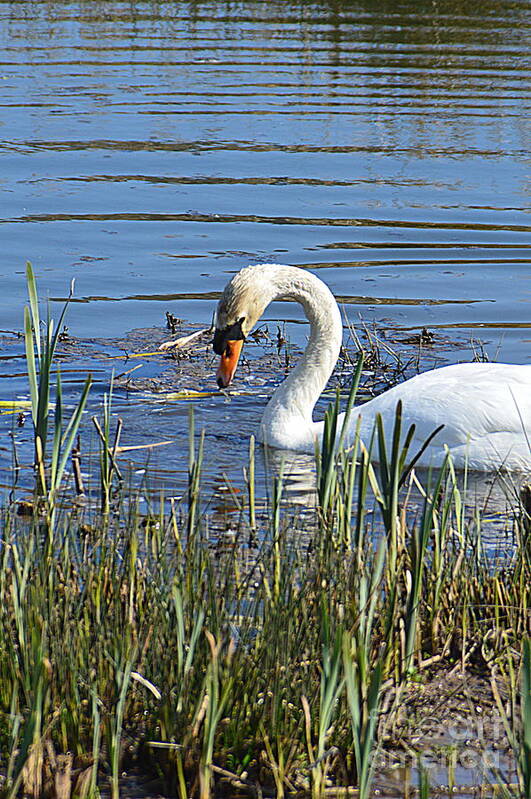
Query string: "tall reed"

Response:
xmin=23 ymin=262 xmax=91 ymax=522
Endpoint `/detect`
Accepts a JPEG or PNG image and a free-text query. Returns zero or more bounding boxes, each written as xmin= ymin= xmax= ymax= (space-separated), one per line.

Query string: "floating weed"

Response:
xmin=0 ymin=400 xmax=33 ymax=416
xmin=140 ymin=389 xmax=224 ymax=402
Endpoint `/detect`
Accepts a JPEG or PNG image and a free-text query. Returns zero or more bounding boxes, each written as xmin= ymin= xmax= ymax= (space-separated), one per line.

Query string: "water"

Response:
xmin=0 ymin=0 xmax=530 ymax=509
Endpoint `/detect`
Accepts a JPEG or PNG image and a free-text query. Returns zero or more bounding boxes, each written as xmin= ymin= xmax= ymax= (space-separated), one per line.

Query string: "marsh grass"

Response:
xmin=0 ymin=272 xmax=529 ymax=799
xmin=23 ymin=262 xmax=91 ymax=523
xmin=0 ymin=421 xmax=528 ymax=799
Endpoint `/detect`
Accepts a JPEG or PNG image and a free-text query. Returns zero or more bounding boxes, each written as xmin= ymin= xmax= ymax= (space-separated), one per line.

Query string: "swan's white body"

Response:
xmin=214 ymin=264 xmax=531 ymax=471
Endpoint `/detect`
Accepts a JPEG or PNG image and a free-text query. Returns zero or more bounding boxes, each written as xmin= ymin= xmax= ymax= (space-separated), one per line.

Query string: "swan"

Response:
xmin=212 ymin=263 xmax=531 ymax=471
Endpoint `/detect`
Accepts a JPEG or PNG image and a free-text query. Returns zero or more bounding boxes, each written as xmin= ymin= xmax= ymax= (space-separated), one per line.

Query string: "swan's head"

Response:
xmin=213 ymin=265 xmax=272 ymax=388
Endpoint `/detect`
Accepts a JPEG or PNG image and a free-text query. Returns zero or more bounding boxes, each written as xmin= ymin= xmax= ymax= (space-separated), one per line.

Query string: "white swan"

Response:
xmin=213 ymin=264 xmax=531 ymax=471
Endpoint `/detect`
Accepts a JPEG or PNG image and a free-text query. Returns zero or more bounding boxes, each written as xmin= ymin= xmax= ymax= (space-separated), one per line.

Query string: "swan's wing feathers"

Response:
xmin=354 ymin=363 xmax=531 ymax=462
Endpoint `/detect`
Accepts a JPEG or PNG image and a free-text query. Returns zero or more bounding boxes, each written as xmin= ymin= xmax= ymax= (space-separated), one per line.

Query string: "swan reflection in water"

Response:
xmin=259 ymin=444 xmax=526 ymax=557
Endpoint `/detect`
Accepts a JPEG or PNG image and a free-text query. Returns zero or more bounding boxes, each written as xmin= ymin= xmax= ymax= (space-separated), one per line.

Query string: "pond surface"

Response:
xmin=0 ymin=0 xmax=530 ymax=513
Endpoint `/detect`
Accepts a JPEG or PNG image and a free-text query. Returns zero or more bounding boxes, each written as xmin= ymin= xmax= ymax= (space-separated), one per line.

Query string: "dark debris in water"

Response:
xmin=90 ymin=315 xmax=467 ymax=399
xmin=0 ymin=310 xmax=473 ymax=399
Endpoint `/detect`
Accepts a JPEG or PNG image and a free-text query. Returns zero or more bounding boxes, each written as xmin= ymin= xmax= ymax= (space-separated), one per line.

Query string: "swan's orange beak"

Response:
xmin=216 ymin=339 xmax=243 ymax=389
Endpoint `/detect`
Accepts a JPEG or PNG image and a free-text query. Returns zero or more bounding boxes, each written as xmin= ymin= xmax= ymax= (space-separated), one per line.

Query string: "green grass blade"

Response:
xmin=390 ymin=399 xmax=403 ymax=470
xmin=48 ymin=278 xmax=75 ymax=356
xmin=26 ymin=261 xmax=41 ymax=363
xmin=50 ymin=368 xmax=63 ymax=490
xmin=23 ymin=307 xmax=38 ymax=425
xmin=401 ymin=424 xmax=445 ymax=486
xmin=337 ymin=355 xmax=363 ymax=451
xmin=521 ymin=637 xmax=531 ymax=799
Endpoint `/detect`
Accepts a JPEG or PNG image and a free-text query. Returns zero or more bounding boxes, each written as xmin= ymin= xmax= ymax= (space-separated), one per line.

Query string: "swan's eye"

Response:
xmin=212 ymin=317 xmax=246 ymax=355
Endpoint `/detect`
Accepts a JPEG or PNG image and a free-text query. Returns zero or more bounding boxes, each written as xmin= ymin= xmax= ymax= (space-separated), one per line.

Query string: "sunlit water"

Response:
xmin=0 ymin=0 xmax=530 ymax=529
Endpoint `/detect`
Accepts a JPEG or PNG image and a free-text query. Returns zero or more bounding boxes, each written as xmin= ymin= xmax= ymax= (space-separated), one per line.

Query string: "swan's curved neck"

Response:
xmin=258 ymin=266 xmax=343 ymax=450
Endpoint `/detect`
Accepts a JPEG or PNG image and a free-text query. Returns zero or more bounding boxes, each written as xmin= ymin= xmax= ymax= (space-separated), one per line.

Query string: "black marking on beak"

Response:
xmin=212 ymin=317 xmax=245 ymax=355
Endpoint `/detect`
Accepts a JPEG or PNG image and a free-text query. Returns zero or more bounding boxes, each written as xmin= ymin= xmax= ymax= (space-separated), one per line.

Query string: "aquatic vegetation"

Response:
xmin=0 ymin=408 xmax=528 ymax=798
xmin=0 ymin=275 xmax=529 ymax=799
xmin=23 ymin=262 xmax=91 ymax=523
